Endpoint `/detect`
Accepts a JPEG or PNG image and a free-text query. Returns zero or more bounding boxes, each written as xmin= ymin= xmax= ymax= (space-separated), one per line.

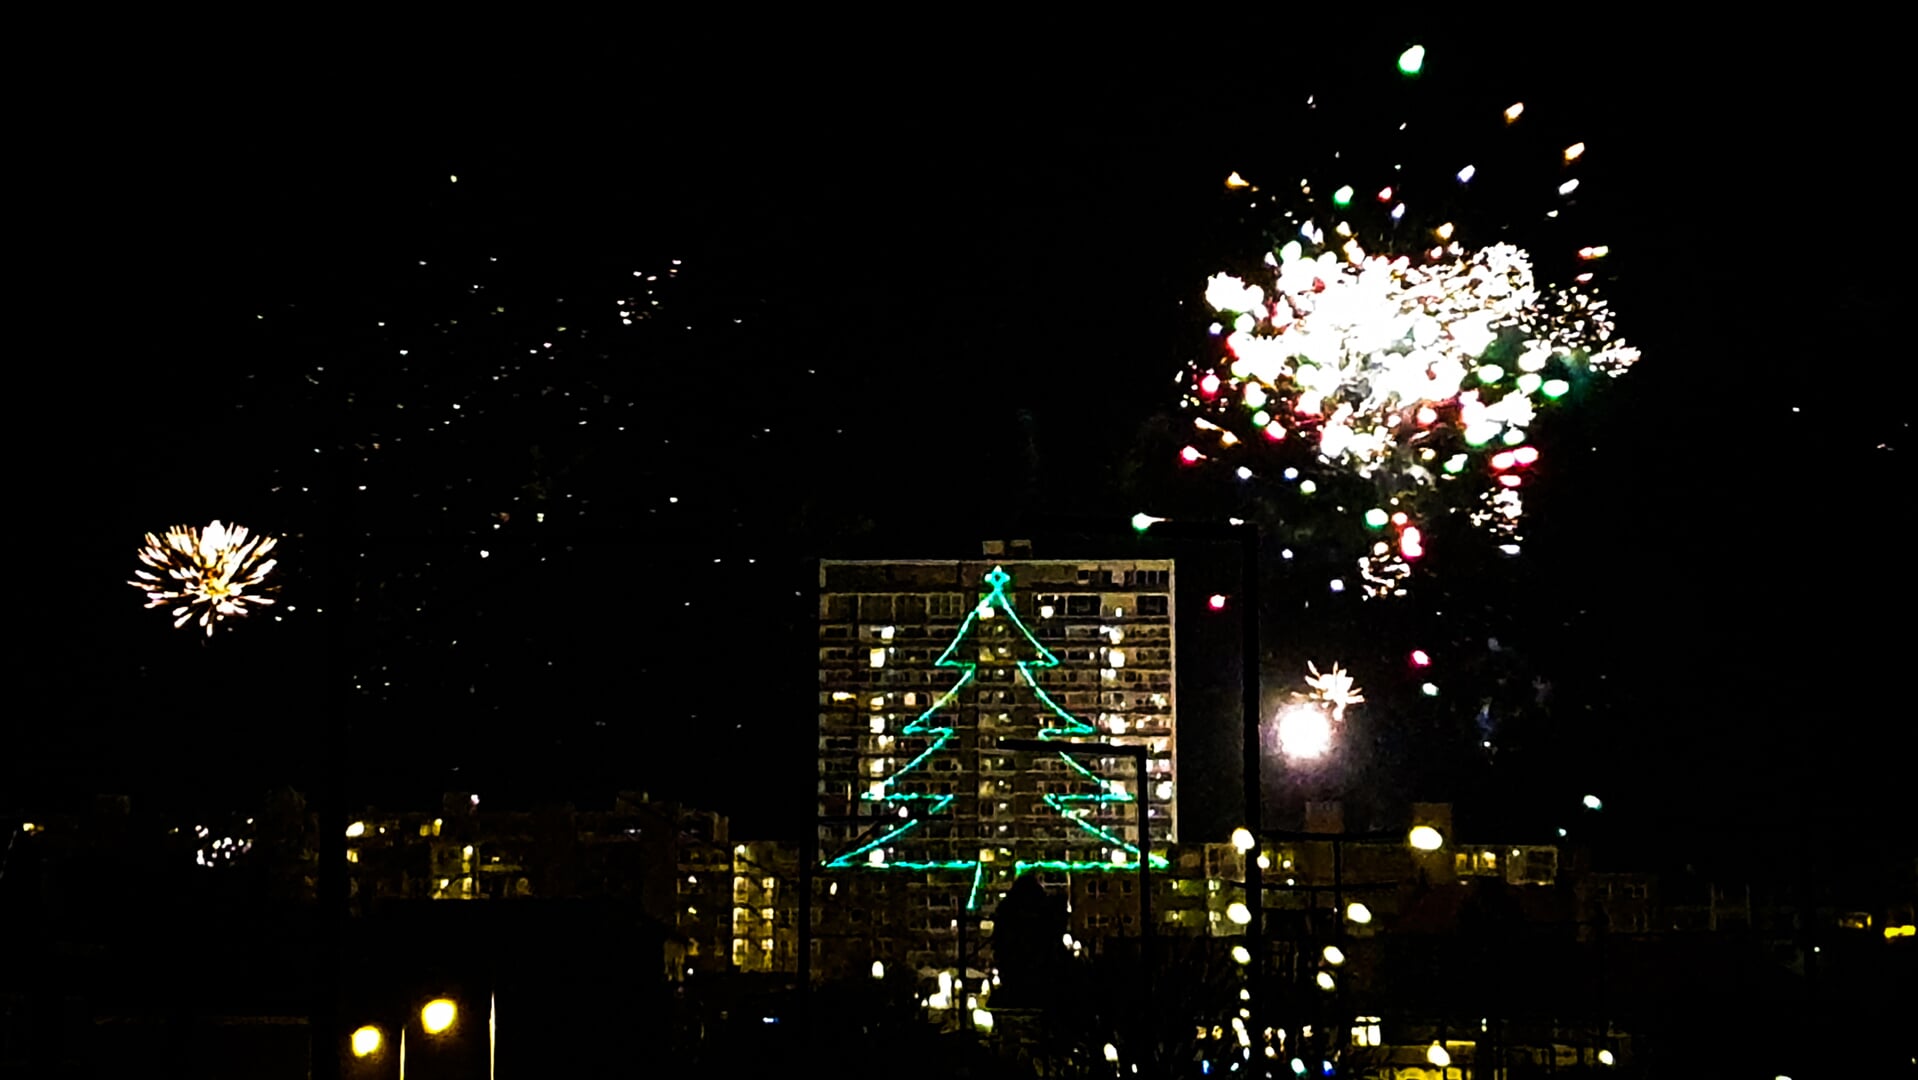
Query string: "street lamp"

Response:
xmin=420 ymin=999 xmax=457 ymax=1036
xmin=350 ymin=1026 xmax=382 ymax=1059
xmin=1275 ymin=703 xmax=1332 ymax=761
xmin=1408 ymin=825 xmax=1444 ymax=852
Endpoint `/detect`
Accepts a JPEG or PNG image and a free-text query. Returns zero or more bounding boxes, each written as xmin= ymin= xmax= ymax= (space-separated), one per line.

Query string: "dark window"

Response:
xmin=1138 ymin=595 xmax=1169 ymax=617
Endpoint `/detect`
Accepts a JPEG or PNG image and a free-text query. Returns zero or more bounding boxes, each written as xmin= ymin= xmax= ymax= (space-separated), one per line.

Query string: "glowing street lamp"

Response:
xmin=1408 ymin=825 xmax=1444 ymax=851
xmin=1427 ymin=1042 xmax=1451 ymax=1067
xmin=1231 ymin=827 xmax=1255 ymax=853
xmin=350 ymin=1025 xmax=382 ymax=1058
xmin=1345 ymin=902 xmax=1373 ymax=925
xmin=421 ymin=998 xmax=457 ymax=1036
xmin=1275 ymin=703 xmax=1332 ymax=761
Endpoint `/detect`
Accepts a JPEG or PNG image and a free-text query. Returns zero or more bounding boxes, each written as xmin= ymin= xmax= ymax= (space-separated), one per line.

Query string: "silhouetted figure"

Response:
xmin=988 ymin=872 xmax=1068 ymax=1008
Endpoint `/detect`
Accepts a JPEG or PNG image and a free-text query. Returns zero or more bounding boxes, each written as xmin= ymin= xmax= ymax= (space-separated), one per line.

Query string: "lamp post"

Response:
xmin=1125 ymin=513 xmax=1264 ymax=1059
xmin=347 ymin=996 xmax=474 ymax=1080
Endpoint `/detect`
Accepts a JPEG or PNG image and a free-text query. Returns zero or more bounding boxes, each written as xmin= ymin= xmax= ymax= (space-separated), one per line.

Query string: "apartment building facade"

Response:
xmin=816 ymin=549 xmax=1178 ymax=972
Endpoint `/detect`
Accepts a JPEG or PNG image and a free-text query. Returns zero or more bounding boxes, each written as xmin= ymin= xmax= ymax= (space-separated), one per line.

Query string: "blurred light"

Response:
xmin=1410 ymin=649 xmax=1430 ymax=667
xmin=1428 ymin=1042 xmax=1451 ymax=1067
xmin=1421 ymin=682 xmax=1439 ymax=696
xmin=421 ymin=999 xmax=457 ymax=1035
xmin=1209 ymin=594 xmax=1229 ymax=610
xmin=351 ymin=1026 xmax=382 ymax=1057
xmin=1332 ymin=185 xmax=1354 ymax=207
xmin=1504 ymin=102 xmax=1525 ymax=123
xmin=1321 ymin=945 xmax=1345 ymax=965
xmin=1397 ymin=45 xmax=1426 ymax=75
xmin=1180 ymin=446 xmax=1203 ymax=464
xmin=1131 ymin=512 xmax=1164 ymax=532
xmin=1883 ymin=924 xmax=1915 ymax=939
xmin=1597 ymin=1049 xmax=1615 ymax=1066
xmin=871 ymin=960 xmax=885 ymax=979
xmin=1231 ymin=945 xmax=1252 ymax=964
xmin=1231 ymin=827 xmax=1255 ymax=853
xmin=1364 ymin=508 xmax=1389 ymax=528
xmin=1408 ymin=825 xmax=1444 ymax=851
xmin=1346 ymin=902 xmax=1373 ymax=925
xmin=973 ymin=1008 xmax=994 ymax=1031
xmin=1315 ymin=971 xmax=1335 ymax=990
xmin=1104 ymin=1042 xmax=1120 ymax=1063
xmin=1200 ymin=372 xmax=1222 ymax=395
xmin=1276 ymin=704 xmax=1332 ymax=760
xmin=1582 ymin=794 xmax=1603 ymax=810
xmin=1227 ymin=902 xmax=1252 ymax=926
xmin=1456 ymin=164 xmax=1476 ymax=183
xmin=1225 ymin=171 xmax=1252 ymax=190
xmin=1564 ymin=142 xmax=1587 ymax=162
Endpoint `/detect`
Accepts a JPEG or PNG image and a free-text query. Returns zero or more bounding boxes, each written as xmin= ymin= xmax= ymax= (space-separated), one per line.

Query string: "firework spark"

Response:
xmin=1304 ymin=661 xmax=1365 ymax=721
xmin=1190 ymin=53 xmax=1640 ymax=597
xmin=129 ymin=521 xmax=280 ymax=635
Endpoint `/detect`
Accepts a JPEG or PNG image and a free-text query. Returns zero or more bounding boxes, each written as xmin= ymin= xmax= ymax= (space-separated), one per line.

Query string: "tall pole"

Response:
xmin=798 ymin=561 xmax=817 ymax=1037
xmin=1132 ymin=743 xmax=1151 ymax=1035
xmin=1238 ymin=523 xmax=1264 ymax=1065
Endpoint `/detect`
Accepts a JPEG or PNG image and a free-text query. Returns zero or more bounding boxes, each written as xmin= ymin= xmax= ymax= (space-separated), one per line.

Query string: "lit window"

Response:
xmin=869 ymin=649 xmax=887 ymax=669
xmin=347 ymin=849 xmax=360 ymax=864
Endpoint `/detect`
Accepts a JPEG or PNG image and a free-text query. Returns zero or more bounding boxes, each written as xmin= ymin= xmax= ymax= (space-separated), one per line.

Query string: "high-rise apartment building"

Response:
xmin=815 ymin=549 xmax=1177 ymax=973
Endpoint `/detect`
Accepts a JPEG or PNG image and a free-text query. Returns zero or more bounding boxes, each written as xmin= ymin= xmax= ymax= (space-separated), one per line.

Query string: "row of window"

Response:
xmin=824 ymin=589 xmax=1172 ymax=623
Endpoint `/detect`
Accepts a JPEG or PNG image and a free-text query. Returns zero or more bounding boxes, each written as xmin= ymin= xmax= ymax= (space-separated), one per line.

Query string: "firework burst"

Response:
xmin=129 ymin=521 xmax=280 ymax=635
xmin=1184 ymin=48 xmax=1640 ymax=597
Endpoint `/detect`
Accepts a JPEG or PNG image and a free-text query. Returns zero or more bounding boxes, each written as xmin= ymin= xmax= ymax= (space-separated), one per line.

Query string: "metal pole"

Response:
xmin=1133 ymin=744 xmax=1151 ymax=1035
xmin=799 ymin=561 xmax=818 ymax=1035
xmin=1237 ymin=523 xmax=1264 ymax=1065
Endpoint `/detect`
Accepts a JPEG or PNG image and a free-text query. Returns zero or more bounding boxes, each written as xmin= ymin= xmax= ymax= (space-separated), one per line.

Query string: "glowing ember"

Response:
xmin=129 ymin=521 xmax=280 ymax=636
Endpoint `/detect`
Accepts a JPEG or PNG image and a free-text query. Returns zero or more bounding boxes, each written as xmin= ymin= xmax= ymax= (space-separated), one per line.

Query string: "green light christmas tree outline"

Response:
xmin=825 ymin=566 xmax=1168 ymax=910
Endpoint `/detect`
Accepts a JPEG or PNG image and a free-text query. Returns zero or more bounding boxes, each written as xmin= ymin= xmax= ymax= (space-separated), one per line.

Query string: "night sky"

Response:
xmin=20 ymin=26 xmax=1910 ymax=873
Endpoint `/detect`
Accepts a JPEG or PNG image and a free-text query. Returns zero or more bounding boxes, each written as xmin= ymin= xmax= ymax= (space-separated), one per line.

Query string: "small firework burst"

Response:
xmin=1304 ymin=661 xmax=1365 ymax=721
xmin=129 ymin=521 xmax=280 ymax=635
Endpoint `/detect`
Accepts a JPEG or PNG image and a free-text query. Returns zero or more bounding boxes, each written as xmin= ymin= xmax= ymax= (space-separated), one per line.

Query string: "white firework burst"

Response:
xmin=129 ymin=521 xmax=280 ymax=636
